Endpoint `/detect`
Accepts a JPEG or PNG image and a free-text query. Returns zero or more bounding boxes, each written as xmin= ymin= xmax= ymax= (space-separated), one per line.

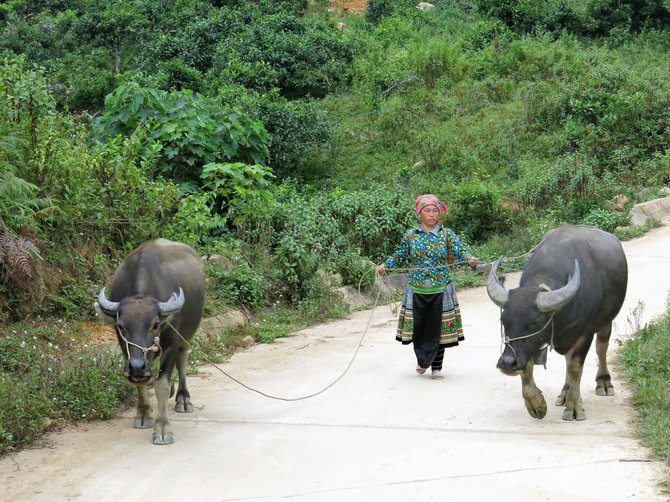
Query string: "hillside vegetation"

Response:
xmin=1 ymin=0 xmax=669 ymax=454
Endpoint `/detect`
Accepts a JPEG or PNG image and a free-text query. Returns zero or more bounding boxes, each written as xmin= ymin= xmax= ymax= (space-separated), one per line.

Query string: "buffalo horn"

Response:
xmin=486 ymin=256 xmax=509 ymax=308
xmin=536 ymin=259 xmax=581 ymax=313
xmin=158 ymin=287 xmax=185 ymax=315
xmin=96 ymin=287 xmax=120 ymax=314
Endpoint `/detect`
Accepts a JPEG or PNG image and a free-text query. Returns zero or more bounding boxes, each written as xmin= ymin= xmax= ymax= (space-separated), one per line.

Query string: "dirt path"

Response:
xmin=328 ymin=0 xmax=369 ymax=13
xmin=1 ymin=226 xmax=670 ymax=501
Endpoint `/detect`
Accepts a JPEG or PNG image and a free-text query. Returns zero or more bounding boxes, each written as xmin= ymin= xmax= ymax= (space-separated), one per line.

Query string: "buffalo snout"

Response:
xmin=125 ymin=358 xmax=151 ymax=381
xmin=497 ymin=349 xmax=524 ymax=375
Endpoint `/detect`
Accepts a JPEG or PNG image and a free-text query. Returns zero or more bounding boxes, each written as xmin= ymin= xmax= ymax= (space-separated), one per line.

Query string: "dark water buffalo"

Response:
xmin=96 ymin=239 xmax=205 ymax=444
xmin=486 ymin=225 xmax=628 ymax=421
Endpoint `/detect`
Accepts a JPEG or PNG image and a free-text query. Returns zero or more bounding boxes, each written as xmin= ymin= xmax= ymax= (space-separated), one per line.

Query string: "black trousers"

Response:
xmin=412 ymin=292 xmax=444 ymax=370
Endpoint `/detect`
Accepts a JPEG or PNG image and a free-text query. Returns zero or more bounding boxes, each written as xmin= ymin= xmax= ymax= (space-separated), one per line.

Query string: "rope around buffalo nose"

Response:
xmin=165 ymin=254 xmax=529 ymax=402
xmin=116 ymin=311 xmax=162 ymax=361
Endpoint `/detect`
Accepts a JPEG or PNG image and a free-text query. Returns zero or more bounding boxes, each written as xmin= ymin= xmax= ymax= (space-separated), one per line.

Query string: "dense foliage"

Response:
xmin=1 ymin=0 xmax=670 ymax=453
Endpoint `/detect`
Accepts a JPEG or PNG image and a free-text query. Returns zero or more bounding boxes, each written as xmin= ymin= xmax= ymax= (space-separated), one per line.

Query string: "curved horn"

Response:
xmin=486 ymin=256 xmax=509 ymax=308
xmin=536 ymin=260 xmax=581 ymax=313
xmin=96 ymin=287 xmax=120 ymax=315
xmin=158 ymin=287 xmax=185 ymax=315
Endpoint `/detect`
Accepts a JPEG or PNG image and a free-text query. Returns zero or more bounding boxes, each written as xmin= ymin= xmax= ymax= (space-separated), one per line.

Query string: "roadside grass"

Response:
xmin=0 ymin=321 xmax=135 ymax=455
xmin=614 ymin=219 xmax=663 ymax=241
xmin=618 ymin=300 xmax=670 ymax=485
xmin=190 ymin=288 xmax=351 ymax=370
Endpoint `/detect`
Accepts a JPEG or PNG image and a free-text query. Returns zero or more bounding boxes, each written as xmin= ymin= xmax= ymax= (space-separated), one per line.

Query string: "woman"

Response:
xmin=377 ymin=194 xmax=479 ymax=379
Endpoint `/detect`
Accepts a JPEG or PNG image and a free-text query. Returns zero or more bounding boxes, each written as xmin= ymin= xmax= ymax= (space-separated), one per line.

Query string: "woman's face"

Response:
xmin=419 ymin=205 xmax=440 ymax=227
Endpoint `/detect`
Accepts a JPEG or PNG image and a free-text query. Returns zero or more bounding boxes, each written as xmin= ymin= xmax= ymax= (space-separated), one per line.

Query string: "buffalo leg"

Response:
xmin=555 ymin=370 xmax=569 ymax=407
xmin=133 ymin=385 xmax=153 ymax=429
xmin=595 ymin=323 xmax=614 ymax=397
xmin=152 ymin=346 xmax=178 ymax=445
xmin=152 ymin=374 xmax=173 ymax=445
xmin=521 ymin=362 xmax=547 ymax=419
xmin=174 ymin=345 xmax=193 ymax=413
xmin=562 ymin=338 xmax=591 ymax=421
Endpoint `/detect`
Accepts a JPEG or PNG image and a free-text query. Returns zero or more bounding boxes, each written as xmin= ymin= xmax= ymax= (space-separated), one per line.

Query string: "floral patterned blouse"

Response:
xmin=384 ymin=224 xmax=472 ymax=294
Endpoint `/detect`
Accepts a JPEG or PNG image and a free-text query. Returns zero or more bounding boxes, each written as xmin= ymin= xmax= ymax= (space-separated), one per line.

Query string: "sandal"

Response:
xmin=431 ymin=370 xmax=444 ymax=380
xmin=416 ymin=365 xmax=427 ymax=375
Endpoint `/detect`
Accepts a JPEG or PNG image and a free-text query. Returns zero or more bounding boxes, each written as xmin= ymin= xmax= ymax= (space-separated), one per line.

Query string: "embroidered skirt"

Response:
xmin=395 ymin=282 xmax=465 ymax=348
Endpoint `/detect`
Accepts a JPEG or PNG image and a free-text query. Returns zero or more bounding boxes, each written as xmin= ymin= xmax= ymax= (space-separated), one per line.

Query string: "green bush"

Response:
xmin=580 ymin=207 xmax=628 ymax=232
xmin=53 ymin=351 xmax=135 ymax=421
xmin=335 ymin=249 xmax=376 ymax=290
xmin=213 ymin=13 xmax=355 ymax=98
xmin=443 ymin=181 xmax=514 ymax=243
xmin=91 ymin=82 xmax=270 ymax=185
xmin=0 ymin=376 xmax=52 ymax=454
xmin=210 ymin=260 xmax=266 ymax=308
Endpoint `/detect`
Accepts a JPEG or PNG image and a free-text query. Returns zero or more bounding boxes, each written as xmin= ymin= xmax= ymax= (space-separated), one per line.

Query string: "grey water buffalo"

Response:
xmin=96 ymin=239 xmax=205 ymax=444
xmin=486 ymin=225 xmax=628 ymax=421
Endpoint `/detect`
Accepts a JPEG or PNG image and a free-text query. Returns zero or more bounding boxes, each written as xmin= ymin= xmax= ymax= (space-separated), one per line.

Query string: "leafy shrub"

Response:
xmin=335 ymin=249 xmax=376 ymax=290
xmin=91 ymin=83 xmax=270 ymax=185
xmin=212 ymin=13 xmax=355 ymax=98
xmin=257 ymin=96 xmax=333 ymax=179
xmin=514 ymin=154 xmax=595 ymax=209
xmin=444 ymin=181 xmax=514 ymax=243
xmin=201 ymin=162 xmax=275 ymax=225
xmin=365 ymin=0 xmax=415 ymax=25
xmin=275 ymin=234 xmax=318 ymax=300
xmin=580 ymin=207 xmax=628 ymax=231
xmin=210 ymin=260 xmax=266 ymax=308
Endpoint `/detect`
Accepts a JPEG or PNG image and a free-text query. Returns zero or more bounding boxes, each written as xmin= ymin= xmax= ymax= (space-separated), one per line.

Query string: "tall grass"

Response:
xmin=619 ymin=300 xmax=670 ymax=474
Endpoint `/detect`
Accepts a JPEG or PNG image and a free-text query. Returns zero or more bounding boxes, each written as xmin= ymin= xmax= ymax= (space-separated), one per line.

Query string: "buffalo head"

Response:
xmin=486 ymin=257 xmax=581 ymax=374
xmin=96 ymin=287 xmax=185 ymax=384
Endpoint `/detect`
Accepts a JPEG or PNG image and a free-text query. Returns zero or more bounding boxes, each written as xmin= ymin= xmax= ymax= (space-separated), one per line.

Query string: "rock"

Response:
xmin=206 ymin=254 xmax=234 ymax=271
xmin=629 ymin=196 xmax=670 ymax=226
xmin=662 ymin=187 xmax=670 ymax=196
xmin=335 ymin=286 xmax=375 ymax=309
xmin=241 ymin=335 xmax=255 ymax=348
xmin=411 ymin=160 xmax=426 ymax=170
xmin=611 ymin=194 xmax=629 ymax=212
xmin=199 ymin=310 xmax=247 ymax=339
xmin=416 ymin=2 xmax=435 ymax=10
xmin=374 ymin=274 xmax=406 ymax=302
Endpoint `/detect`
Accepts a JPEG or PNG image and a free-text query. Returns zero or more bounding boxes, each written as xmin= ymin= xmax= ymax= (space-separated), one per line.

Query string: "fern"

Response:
xmin=0 ymin=222 xmax=40 ymax=284
xmin=0 ymin=164 xmax=49 ymax=232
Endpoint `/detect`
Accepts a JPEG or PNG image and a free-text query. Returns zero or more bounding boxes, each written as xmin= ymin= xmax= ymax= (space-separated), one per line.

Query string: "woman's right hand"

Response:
xmin=376 ymin=264 xmax=386 ymax=276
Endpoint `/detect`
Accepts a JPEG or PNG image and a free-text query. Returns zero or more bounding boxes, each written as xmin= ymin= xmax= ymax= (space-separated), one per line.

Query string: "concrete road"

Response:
xmin=2 ymin=226 xmax=670 ymax=502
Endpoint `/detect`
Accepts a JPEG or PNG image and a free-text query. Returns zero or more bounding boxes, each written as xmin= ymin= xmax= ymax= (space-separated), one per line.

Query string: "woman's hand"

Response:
xmin=376 ymin=264 xmax=386 ymax=276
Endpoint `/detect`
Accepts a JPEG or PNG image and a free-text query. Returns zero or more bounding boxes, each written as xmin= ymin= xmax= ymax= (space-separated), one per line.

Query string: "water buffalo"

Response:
xmin=486 ymin=225 xmax=628 ymax=421
xmin=95 ymin=239 xmax=205 ymax=444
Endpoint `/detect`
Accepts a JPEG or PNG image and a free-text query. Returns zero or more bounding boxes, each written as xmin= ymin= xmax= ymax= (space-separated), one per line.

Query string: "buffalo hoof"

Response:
xmin=175 ymin=397 xmax=193 ymax=413
xmin=133 ymin=418 xmax=154 ymax=429
xmin=562 ymin=408 xmax=586 ymax=421
xmin=596 ymin=382 xmax=614 ymax=397
xmin=524 ymin=395 xmax=547 ymax=419
xmin=152 ymin=432 xmax=174 ymax=445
